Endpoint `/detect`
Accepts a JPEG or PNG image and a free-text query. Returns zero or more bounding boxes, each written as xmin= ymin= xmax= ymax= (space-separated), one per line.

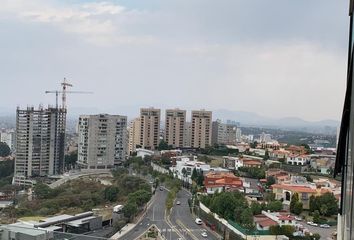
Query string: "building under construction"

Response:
xmin=13 ymin=106 xmax=66 ymax=186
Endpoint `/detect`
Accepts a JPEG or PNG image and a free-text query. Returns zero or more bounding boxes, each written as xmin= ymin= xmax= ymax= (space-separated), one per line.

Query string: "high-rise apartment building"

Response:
xmin=211 ymin=120 xmax=237 ymax=145
xmin=236 ymin=128 xmax=242 ymax=142
xmin=128 ymin=118 xmax=141 ymax=154
xmin=183 ymin=122 xmax=192 ymax=147
xmin=164 ymin=109 xmax=186 ymax=148
xmin=191 ymin=110 xmax=212 ymax=149
xmin=77 ymin=114 xmax=127 ymax=169
xmin=139 ymin=108 xmax=160 ymax=150
xmin=0 ymin=129 xmax=15 ymax=151
xmin=14 ymin=106 xmax=66 ymax=185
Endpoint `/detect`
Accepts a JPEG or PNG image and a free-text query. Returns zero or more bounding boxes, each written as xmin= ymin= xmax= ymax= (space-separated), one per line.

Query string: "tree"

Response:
xmin=264 ymin=149 xmax=269 ymax=160
xmin=313 ymin=210 xmax=320 ymax=223
xmin=266 ymin=201 xmax=283 ymax=212
xmin=240 ymin=208 xmax=254 ymax=228
xmin=266 ymin=176 xmax=276 ymax=187
xmin=293 ymin=201 xmax=303 ymax=215
xmin=65 ymin=151 xmax=78 ymax=170
xmin=34 ymin=183 xmax=53 ymax=199
xmin=309 ymin=192 xmax=338 ymax=217
xmin=196 ymin=170 xmax=204 ymax=186
xmin=191 ymin=168 xmax=198 ymax=182
xmin=157 ymin=140 xmax=171 ymax=151
xmin=304 ymin=175 xmax=313 ymax=182
xmin=123 ymin=201 xmax=138 ymax=220
xmin=290 ymin=193 xmax=300 ymax=214
xmin=104 ymin=186 xmax=119 ymax=202
xmin=0 ymin=142 xmax=10 ymax=157
xmin=128 ymin=190 xmax=152 ymax=207
xmin=309 ymin=195 xmax=317 ymax=212
xmin=250 ymin=201 xmax=263 ymax=215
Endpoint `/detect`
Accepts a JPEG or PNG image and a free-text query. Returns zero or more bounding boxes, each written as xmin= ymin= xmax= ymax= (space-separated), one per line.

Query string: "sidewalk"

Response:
xmin=110 ymin=223 xmax=136 ymax=239
xmin=110 ymin=192 xmax=156 ymax=239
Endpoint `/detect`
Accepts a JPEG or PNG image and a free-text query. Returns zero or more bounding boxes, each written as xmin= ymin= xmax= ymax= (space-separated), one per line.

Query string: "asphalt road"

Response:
xmin=301 ymin=222 xmax=336 ymax=240
xmin=122 ymin=187 xmax=183 ymax=240
xmin=170 ymin=189 xmax=219 ymax=240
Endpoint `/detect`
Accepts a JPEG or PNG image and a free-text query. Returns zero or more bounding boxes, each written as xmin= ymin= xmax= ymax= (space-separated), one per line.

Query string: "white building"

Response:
xmin=136 ymin=148 xmax=154 ymax=158
xmin=78 ymin=114 xmax=127 ymax=169
xmin=259 ymin=132 xmax=272 ymax=143
xmin=286 ymin=154 xmax=309 ymax=166
xmin=170 ymin=157 xmax=210 ymax=183
xmin=0 ymin=129 xmax=15 ymax=151
xmin=236 ymin=128 xmax=242 ymax=142
xmin=223 ymin=156 xmax=243 ymax=170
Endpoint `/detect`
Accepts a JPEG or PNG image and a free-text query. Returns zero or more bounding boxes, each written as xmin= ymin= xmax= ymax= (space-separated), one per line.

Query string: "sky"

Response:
xmin=0 ymin=0 xmax=350 ymax=121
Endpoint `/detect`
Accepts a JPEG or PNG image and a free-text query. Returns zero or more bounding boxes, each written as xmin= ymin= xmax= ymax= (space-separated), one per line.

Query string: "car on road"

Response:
xmin=159 ymin=187 xmax=163 ymax=191
xmin=295 ymin=216 xmax=302 ymax=221
xmin=176 ymin=201 xmax=181 ymax=205
xmin=201 ymin=231 xmax=208 ymax=237
xmin=195 ymin=218 xmax=203 ymax=225
xmin=320 ymin=224 xmax=330 ymax=228
xmin=307 ymin=221 xmax=318 ymax=226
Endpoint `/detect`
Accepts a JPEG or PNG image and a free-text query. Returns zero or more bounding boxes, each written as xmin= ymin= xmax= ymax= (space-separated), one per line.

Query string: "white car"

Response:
xmin=176 ymin=201 xmax=181 ymax=205
xmin=201 ymin=231 xmax=208 ymax=237
xmin=307 ymin=221 xmax=318 ymax=226
xmin=195 ymin=218 xmax=203 ymax=225
xmin=295 ymin=216 xmax=302 ymax=221
xmin=320 ymin=224 xmax=330 ymax=228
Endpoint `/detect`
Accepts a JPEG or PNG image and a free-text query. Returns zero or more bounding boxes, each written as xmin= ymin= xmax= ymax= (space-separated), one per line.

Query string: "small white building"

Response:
xmin=136 ymin=148 xmax=155 ymax=158
xmin=170 ymin=158 xmax=210 ymax=183
xmin=223 ymin=156 xmax=243 ymax=170
xmin=286 ymin=154 xmax=309 ymax=166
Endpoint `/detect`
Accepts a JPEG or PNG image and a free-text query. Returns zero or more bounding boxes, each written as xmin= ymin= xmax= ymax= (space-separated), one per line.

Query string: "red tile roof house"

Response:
xmin=203 ymin=172 xmax=243 ymax=194
xmin=254 ymin=210 xmax=297 ymax=231
xmin=271 ymin=184 xmax=318 ymax=209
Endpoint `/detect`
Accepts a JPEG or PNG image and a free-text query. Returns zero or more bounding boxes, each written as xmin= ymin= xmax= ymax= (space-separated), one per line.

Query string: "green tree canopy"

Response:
xmin=104 ymin=186 xmax=119 ymax=202
xmin=0 ymin=142 xmax=11 ymax=157
xmin=123 ymin=201 xmax=138 ymax=220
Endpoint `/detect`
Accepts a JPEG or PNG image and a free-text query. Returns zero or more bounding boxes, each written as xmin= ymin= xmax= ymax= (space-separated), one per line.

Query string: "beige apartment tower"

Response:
xmin=128 ymin=118 xmax=141 ymax=154
xmin=140 ymin=108 xmax=161 ymax=150
xmin=191 ymin=110 xmax=212 ymax=149
xmin=164 ymin=109 xmax=186 ymax=148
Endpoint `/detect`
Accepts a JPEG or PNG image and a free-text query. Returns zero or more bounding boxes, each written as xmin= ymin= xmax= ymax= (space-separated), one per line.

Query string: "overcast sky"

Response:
xmin=0 ymin=0 xmax=349 ymax=121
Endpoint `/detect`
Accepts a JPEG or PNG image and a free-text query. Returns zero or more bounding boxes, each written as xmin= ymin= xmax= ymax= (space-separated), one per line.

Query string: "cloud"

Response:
xmin=0 ymin=0 xmax=348 ymax=121
xmin=0 ymin=0 xmax=156 ymax=46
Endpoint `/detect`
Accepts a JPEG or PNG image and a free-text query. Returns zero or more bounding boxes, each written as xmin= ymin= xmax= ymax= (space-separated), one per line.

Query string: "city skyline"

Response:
xmin=0 ymin=0 xmax=348 ymax=122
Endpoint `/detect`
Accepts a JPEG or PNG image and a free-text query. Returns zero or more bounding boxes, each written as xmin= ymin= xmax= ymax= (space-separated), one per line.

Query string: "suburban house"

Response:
xmin=223 ymin=156 xmax=243 ymax=170
xmin=269 ymin=149 xmax=290 ymax=160
xmin=271 ymin=184 xmax=317 ymax=209
xmin=266 ymin=169 xmax=291 ymax=184
xmin=254 ymin=210 xmax=297 ymax=231
xmin=204 ymin=172 xmax=243 ymax=194
xmin=286 ymin=154 xmax=309 ymax=166
xmin=286 ymin=145 xmax=307 ymax=155
xmin=242 ymin=159 xmax=262 ymax=168
xmin=310 ymin=156 xmax=335 ymax=174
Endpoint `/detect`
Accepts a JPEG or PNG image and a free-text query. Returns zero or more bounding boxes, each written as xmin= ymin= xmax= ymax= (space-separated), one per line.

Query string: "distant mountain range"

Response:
xmin=213 ymin=109 xmax=339 ymax=135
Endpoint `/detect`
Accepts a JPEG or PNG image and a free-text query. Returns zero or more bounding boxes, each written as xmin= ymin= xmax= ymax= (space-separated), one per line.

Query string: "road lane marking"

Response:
xmin=176 ymin=219 xmax=199 ymax=240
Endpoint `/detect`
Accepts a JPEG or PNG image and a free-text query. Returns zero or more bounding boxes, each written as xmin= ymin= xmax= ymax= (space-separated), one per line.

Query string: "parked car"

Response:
xmin=320 ymin=224 xmax=330 ymax=228
xmin=201 ymin=231 xmax=208 ymax=237
xmin=295 ymin=216 xmax=302 ymax=221
xmin=307 ymin=221 xmax=318 ymax=227
xmin=176 ymin=201 xmax=181 ymax=205
xmin=195 ymin=218 xmax=203 ymax=225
